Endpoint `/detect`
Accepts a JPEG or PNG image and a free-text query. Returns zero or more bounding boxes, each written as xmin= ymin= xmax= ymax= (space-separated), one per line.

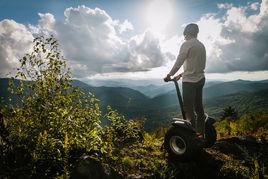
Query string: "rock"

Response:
xmin=71 ymin=156 xmax=122 ymax=179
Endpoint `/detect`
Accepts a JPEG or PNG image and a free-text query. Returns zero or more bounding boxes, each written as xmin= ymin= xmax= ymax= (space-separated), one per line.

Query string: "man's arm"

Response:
xmin=168 ymin=43 xmax=189 ymax=76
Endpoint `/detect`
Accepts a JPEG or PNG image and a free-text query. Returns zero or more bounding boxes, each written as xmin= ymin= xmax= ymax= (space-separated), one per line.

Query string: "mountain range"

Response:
xmin=1 ymin=78 xmax=268 ymax=130
xmin=84 ymin=78 xmax=224 ymax=98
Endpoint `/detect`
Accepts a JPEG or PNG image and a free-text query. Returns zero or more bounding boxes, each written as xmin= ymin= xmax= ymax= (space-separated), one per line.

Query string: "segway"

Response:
xmin=163 ymin=78 xmax=217 ymax=161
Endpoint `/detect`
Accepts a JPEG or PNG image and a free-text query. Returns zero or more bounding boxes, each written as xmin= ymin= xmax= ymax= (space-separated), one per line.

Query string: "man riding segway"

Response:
xmin=163 ymin=23 xmax=216 ymax=161
xmin=164 ymin=23 xmax=206 ymax=139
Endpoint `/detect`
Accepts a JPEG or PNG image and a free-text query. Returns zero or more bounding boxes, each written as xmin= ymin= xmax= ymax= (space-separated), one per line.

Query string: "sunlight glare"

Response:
xmin=145 ymin=0 xmax=173 ymax=34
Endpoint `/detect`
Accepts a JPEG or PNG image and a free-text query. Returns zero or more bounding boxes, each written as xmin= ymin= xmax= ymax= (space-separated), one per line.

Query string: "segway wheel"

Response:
xmin=164 ymin=126 xmax=199 ymax=161
xmin=204 ymin=124 xmax=217 ymax=148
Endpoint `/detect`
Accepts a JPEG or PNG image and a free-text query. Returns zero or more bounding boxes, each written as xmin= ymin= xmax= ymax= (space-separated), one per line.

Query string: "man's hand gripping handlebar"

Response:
xmin=164 ymin=74 xmax=182 ymax=82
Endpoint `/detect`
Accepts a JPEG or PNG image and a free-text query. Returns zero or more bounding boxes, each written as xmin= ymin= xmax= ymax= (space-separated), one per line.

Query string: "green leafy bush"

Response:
xmin=0 ymin=36 xmax=104 ymax=177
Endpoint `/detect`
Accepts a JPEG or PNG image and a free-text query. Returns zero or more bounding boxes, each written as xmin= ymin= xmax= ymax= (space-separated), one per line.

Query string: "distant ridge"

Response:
xmin=203 ymin=79 xmax=268 ymax=98
xmin=1 ymin=78 xmax=268 ymax=130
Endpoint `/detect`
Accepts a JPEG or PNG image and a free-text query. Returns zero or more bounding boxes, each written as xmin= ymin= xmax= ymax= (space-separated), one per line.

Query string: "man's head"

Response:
xmin=183 ymin=23 xmax=199 ymax=39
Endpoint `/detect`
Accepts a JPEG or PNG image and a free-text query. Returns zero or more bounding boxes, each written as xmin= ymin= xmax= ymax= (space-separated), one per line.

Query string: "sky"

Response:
xmin=0 ymin=0 xmax=267 ymax=81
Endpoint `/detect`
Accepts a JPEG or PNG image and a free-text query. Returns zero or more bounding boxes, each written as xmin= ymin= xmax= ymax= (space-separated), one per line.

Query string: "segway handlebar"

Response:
xmin=164 ymin=78 xmax=180 ymax=82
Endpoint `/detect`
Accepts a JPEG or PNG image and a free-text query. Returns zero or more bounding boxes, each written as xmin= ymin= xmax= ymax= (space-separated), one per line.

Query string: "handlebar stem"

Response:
xmin=167 ymin=79 xmax=186 ymax=120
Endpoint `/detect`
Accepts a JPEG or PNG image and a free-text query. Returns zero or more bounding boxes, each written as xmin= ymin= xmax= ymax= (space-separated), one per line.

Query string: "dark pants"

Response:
xmin=182 ymin=78 xmax=205 ymax=134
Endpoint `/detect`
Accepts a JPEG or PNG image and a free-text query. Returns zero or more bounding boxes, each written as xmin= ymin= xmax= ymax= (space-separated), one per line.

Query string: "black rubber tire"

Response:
xmin=164 ymin=126 xmax=199 ymax=162
xmin=204 ymin=124 xmax=217 ymax=148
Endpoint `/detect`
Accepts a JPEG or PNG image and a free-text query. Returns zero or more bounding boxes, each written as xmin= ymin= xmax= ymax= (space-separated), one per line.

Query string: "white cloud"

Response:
xmin=0 ymin=19 xmax=33 ymax=77
xmin=1 ymin=1 xmax=268 ymax=79
xmin=162 ymin=35 xmax=183 ymax=55
xmin=0 ymin=5 xmax=172 ymax=78
xmin=38 ymin=13 xmax=55 ymax=30
xmin=249 ymin=2 xmax=259 ymax=10
xmin=260 ymin=0 xmax=268 ymax=15
xmin=118 ymin=20 xmax=134 ymax=33
xmin=214 ymin=0 xmax=268 ymax=72
xmin=40 ymin=5 xmax=171 ymax=77
xmin=224 ymin=6 xmax=261 ymax=33
xmin=206 ymin=71 xmax=268 ymax=81
xmin=217 ymin=3 xmax=233 ymax=10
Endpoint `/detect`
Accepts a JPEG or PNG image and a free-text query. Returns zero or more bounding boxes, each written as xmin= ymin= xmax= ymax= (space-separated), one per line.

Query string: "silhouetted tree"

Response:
xmin=220 ymin=106 xmax=238 ymax=121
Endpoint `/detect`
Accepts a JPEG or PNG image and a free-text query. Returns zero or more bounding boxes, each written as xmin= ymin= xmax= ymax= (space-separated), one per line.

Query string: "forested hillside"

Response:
xmin=1 ymin=78 xmax=268 ymax=130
